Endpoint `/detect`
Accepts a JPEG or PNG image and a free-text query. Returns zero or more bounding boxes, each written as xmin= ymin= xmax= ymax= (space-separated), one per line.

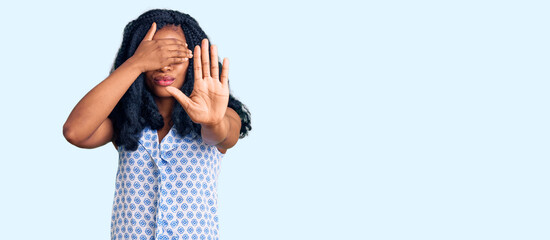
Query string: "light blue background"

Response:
xmin=0 ymin=0 xmax=548 ymax=239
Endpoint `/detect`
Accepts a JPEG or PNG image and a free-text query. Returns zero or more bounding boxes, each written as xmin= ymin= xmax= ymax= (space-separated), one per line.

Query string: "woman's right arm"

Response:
xmin=62 ymin=59 xmax=143 ymax=149
xmin=63 ymin=22 xmax=191 ymax=149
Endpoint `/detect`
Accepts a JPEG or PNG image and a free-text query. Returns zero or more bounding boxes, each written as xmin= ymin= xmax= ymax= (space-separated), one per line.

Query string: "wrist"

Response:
xmin=201 ymin=117 xmax=230 ymax=145
xmin=124 ymin=57 xmax=144 ymax=73
xmin=201 ymin=118 xmax=225 ymax=129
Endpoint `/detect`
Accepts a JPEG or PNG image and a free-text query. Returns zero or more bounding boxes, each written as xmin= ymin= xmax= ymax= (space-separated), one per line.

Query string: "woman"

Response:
xmin=63 ymin=8 xmax=251 ymax=240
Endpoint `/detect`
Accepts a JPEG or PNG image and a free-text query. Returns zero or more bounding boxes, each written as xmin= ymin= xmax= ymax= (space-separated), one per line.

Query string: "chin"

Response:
xmin=146 ymin=82 xmax=181 ymax=98
xmin=151 ymin=87 xmax=174 ymax=98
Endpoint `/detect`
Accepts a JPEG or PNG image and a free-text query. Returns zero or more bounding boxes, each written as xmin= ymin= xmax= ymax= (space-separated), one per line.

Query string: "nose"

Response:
xmin=160 ymin=65 xmax=172 ymax=72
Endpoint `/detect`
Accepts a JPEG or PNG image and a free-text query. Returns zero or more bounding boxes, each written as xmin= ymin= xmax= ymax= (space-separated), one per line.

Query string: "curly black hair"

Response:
xmin=108 ymin=8 xmax=251 ymax=151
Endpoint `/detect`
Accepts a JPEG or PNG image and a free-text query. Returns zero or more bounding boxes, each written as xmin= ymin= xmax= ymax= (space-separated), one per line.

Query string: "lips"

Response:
xmin=153 ymin=76 xmax=175 ymax=86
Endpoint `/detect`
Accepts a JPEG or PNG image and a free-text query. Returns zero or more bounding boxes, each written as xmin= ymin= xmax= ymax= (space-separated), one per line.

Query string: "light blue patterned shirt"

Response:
xmin=110 ymin=124 xmax=225 ymax=240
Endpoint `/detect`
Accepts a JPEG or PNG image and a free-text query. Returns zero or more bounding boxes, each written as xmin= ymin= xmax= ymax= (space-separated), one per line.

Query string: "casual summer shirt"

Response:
xmin=110 ymin=124 xmax=225 ymax=240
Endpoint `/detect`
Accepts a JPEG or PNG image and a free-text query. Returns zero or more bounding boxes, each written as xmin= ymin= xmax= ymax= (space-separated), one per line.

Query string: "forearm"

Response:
xmin=63 ymin=58 xmax=142 ymax=143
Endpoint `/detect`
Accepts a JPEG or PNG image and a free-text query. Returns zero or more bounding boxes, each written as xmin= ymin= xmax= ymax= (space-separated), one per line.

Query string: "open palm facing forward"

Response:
xmin=165 ymin=39 xmax=229 ymax=126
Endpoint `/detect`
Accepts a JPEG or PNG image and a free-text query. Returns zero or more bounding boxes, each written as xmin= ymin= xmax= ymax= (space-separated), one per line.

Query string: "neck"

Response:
xmin=154 ymin=96 xmax=175 ymax=125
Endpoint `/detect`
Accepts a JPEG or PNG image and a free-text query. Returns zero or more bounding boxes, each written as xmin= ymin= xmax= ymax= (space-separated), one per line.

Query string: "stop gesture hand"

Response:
xmin=165 ymin=39 xmax=229 ymax=127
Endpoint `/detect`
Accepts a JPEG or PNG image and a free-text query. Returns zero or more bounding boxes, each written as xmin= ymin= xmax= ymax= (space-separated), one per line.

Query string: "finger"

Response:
xmin=156 ymin=38 xmax=188 ymax=47
xmin=220 ymin=58 xmax=229 ymax=86
xmin=164 ymin=44 xmax=191 ymax=51
xmin=169 ymin=57 xmax=189 ymax=65
xmin=162 ymin=49 xmax=191 ymax=66
xmin=168 ymin=49 xmax=193 ymax=58
xmin=165 ymin=86 xmax=192 ymax=110
xmin=193 ymin=45 xmax=202 ymax=80
xmin=143 ymin=22 xmax=157 ymax=41
xmin=201 ymin=39 xmax=210 ymax=78
xmin=160 ymin=44 xmax=193 ymax=59
xmin=211 ymin=45 xmax=219 ymax=80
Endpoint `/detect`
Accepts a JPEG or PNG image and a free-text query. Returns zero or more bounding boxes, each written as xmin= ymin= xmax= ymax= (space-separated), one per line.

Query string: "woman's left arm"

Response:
xmin=200 ymin=107 xmax=241 ymax=151
xmin=165 ymin=38 xmax=241 ymax=153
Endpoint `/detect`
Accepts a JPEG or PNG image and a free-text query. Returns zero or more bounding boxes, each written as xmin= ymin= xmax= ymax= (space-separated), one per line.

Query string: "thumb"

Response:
xmin=165 ymin=86 xmax=192 ymax=110
xmin=143 ymin=22 xmax=157 ymax=41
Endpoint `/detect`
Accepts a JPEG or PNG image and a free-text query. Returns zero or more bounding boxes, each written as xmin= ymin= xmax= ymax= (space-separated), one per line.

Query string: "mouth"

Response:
xmin=153 ymin=76 xmax=175 ymax=86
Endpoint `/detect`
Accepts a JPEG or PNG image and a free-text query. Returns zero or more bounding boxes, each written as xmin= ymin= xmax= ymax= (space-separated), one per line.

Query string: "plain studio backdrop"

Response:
xmin=0 ymin=0 xmax=548 ymax=239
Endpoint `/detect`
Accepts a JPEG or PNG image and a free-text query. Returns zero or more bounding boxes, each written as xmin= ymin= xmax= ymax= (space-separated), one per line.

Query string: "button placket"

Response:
xmin=157 ymin=141 xmax=167 ymax=237
xmin=143 ymin=126 xmax=179 ymax=238
xmin=156 ymin=131 xmax=177 ymax=238
xmin=142 ymin=129 xmax=170 ymax=238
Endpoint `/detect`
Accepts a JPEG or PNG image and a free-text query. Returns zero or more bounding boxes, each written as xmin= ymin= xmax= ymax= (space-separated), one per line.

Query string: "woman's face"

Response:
xmin=144 ymin=25 xmax=190 ymax=98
